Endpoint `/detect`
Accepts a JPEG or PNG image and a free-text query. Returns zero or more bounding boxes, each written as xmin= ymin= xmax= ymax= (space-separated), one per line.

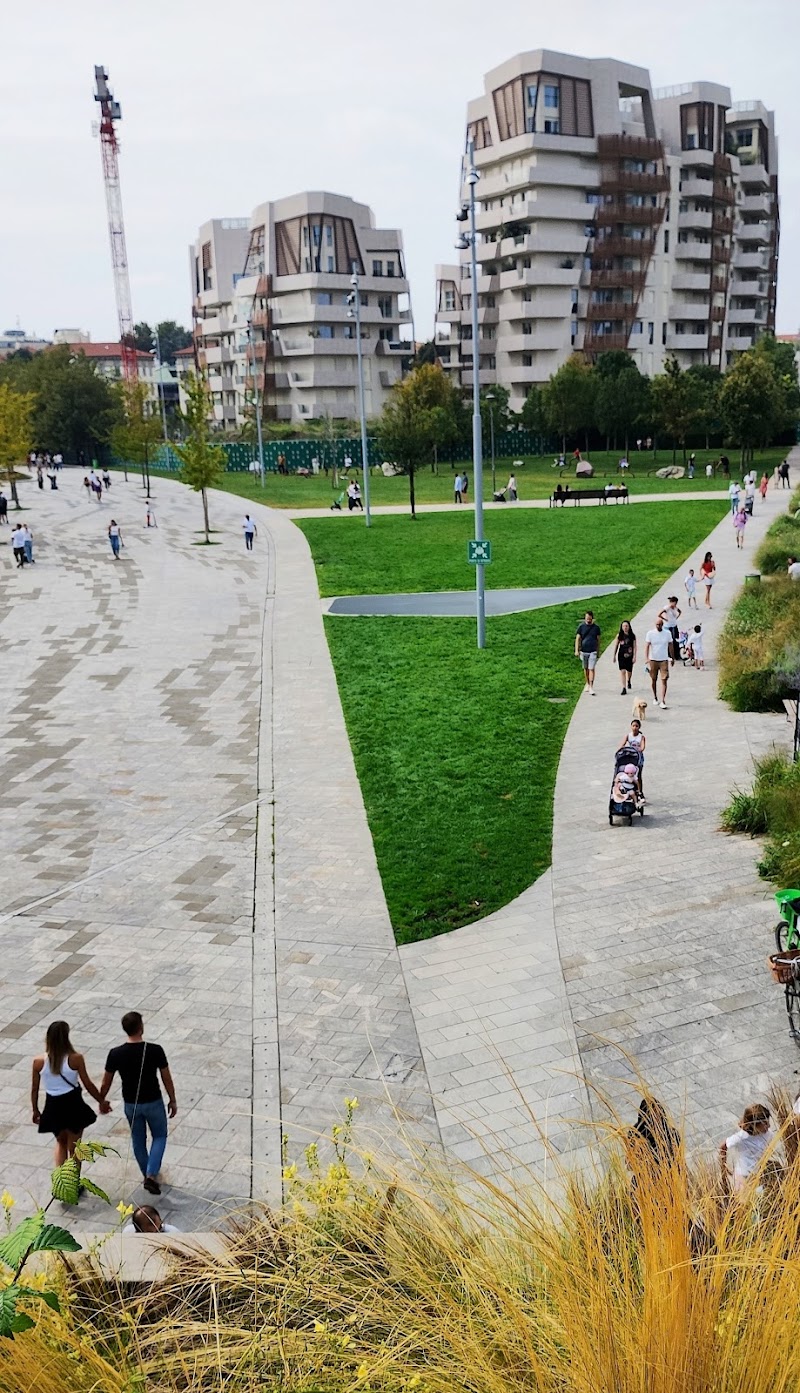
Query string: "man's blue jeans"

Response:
xmin=124 ymin=1099 xmax=168 ymax=1178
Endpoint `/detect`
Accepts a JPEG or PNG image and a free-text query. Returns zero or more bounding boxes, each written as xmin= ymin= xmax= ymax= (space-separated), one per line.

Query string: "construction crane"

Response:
xmin=93 ymin=65 xmax=138 ymax=383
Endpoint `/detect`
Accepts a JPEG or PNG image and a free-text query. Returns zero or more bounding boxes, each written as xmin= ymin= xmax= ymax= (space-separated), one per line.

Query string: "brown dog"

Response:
xmin=631 ymin=696 xmax=648 ymax=723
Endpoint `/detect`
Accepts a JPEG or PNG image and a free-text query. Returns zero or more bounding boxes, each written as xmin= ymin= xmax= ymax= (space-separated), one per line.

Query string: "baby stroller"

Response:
xmin=609 ymin=746 xmax=645 ymax=826
xmin=677 ymin=629 xmax=693 ymax=665
xmin=492 ymin=488 xmax=508 ymax=502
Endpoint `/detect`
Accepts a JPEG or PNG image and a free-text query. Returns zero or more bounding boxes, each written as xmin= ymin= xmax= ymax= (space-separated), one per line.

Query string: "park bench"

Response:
xmin=549 ymin=487 xmax=629 ymax=507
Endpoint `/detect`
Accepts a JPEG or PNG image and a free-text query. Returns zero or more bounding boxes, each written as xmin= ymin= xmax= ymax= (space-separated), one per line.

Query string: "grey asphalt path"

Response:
xmin=325 ymin=583 xmax=633 ymax=618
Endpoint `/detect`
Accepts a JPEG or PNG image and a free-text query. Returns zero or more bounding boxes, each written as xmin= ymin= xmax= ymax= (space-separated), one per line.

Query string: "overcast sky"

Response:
xmin=3 ymin=0 xmax=797 ymax=341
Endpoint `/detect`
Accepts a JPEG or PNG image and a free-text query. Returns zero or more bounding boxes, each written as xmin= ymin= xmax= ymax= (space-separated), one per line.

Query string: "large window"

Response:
xmin=372 ymin=259 xmax=383 ymax=276
xmin=544 ymin=119 xmax=560 ymax=134
xmin=318 ymin=325 xmax=334 ymax=339
xmin=378 ymin=295 xmax=393 ymax=318
xmin=544 ymin=84 xmax=559 ymax=107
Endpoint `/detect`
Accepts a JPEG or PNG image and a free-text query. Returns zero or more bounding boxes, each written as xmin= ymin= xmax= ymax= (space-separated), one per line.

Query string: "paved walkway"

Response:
xmin=285 ymin=489 xmax=729 ymax=519
xmin=0 ymin=472 xmax=435 ymax=1232
xmin=325 ymin=583 xmax=632 ymax=618
xmin=402 ymin=466 xmax=797 ymax=1170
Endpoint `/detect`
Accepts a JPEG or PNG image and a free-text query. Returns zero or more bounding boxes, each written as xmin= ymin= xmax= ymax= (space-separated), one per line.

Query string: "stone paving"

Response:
xmin=402 ymin=463 xmax=799 ymax=1170
xmin=325 ymin=583 xmax=632 ymax=618
xmin=286 ymin=489 xmax=730 ymax=519
xmin=0 ymin=472 xmax=435 ymax=1232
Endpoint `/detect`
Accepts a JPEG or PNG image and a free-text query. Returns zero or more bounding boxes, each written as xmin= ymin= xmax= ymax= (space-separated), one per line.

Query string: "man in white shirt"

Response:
xmin=343 ymin=454 xmax=353 ymax=474
xmin=788 ymin=557 xmax=800 ymax=581
xmin=242 ymin=515 xmax=257 ymax=550
xmin=453 ymin=472 xmax=463 ymax=504
xmin=11 ymin=524 xmax=27 ymax=567
xmin=728 ymin=480 xmax=740 ymax=514
xmin=645 ymin=617 xmax=673 ymax=708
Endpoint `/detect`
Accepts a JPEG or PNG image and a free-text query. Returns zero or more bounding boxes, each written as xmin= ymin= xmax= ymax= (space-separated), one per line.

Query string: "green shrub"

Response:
xmin=758 ymin=830 xmax=800 ymax=887
xmin=719 ymin=576 xmax=800 ymax=711
xmin=721 ymin=787 xmax=769 ymax=835
xmin=756 ymin=517 xmax=800 ymax=575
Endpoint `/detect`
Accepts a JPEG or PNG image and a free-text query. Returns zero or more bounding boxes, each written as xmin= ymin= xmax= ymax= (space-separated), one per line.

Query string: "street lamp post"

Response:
xmin=153 ymin=326 xmax=169 ymax=449
xmin=347 ymin=272 xmax=371 ymax=528
xmin=247 ymin=318 xmax=266 ymax=487
xmin=457 ymin=139 xmax=486 ymax=648
xmin=486 ymin=391 xmax=497 ymax=495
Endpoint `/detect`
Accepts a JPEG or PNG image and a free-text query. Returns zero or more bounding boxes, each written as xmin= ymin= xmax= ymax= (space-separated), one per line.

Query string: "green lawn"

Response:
xmin=130 ymin=446 xmax=786 ymax=511
xmin=305 ymin=502 xmax=727 ymax=943
xmin=298 ymin=499 xmax=728 ymax=597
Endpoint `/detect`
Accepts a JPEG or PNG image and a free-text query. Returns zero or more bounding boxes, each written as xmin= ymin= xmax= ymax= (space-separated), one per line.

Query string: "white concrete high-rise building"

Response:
xmin=190 ymin=194 xmax=411 ymax=428
xmin=435 ymin=51 xmax=779 ymax=408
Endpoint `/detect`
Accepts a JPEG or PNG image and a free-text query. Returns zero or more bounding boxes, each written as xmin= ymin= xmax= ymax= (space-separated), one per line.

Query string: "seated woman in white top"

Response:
xmin=123 ymin=1205 xmax=181 ymax=1235
xmin=719 ymin=1103 xmax=772 ymax=1196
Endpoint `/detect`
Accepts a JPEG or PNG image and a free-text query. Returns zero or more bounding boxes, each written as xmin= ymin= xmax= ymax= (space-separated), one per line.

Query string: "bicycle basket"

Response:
xmin=769 ymin=949 xmax=800 ymax=984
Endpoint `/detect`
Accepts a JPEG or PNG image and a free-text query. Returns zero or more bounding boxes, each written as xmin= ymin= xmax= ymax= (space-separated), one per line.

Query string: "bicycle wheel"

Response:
xmin=786 ymin=980 xmax=800 ymax=1043
xmin=775 ymin=920 xmax=791 ymax=954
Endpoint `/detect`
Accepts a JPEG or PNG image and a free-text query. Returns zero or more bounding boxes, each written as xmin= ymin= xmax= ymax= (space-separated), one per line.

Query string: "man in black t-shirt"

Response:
xmin=575 ymin=610 xmax=601 ymax=695
xmin=100 ymin=1011 xmax=177 ymax=1196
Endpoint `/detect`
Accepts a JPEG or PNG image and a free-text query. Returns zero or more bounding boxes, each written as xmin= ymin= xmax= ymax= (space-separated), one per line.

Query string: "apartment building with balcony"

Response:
xmin=191 ymin=194 xmax=411 ymax=427
xmin=434 ymin=51 xmax=778 ymax=407
xmin=189 ymin=218 xmax=251 ymax=427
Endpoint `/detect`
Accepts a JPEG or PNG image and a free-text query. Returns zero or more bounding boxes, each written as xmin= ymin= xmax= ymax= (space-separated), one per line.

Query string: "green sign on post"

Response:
xmin=467 ymin=539 xmax=492 ymax=565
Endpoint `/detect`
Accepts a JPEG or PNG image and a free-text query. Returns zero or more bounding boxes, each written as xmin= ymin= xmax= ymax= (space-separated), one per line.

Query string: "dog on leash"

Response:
xmin=631 ymin=696 xmax=648 ymax=723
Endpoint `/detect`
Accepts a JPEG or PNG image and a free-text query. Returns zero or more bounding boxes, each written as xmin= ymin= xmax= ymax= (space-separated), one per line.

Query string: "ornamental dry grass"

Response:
xmin=5 ymin=1111 xmax=800 ymax=1393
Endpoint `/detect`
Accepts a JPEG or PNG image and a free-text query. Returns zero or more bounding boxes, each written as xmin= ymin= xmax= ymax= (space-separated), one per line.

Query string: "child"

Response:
xmin=760 ymin=472 xmax=769 ymax=500
xmin=684 ymin=568 xmax=698 ymax=609
xmin=688 ymin=624 xmax=704 ymax=670
xmin=612 ymin=765 xmax=638 ymax=804
xmin=733 ymin=505 xmax=747 ymax=548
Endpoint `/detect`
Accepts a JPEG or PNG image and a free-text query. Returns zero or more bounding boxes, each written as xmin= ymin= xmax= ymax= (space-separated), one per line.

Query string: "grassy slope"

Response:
xmin=305 ymin=502 xmax=727 ymax=943
xmin=131 ymin=446 xmax=785 ymax=510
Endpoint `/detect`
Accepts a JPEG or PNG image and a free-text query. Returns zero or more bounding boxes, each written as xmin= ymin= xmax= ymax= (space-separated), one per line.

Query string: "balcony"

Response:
xmin=597 ymin=134 xmax=664 ymax=160
xmin=672 ymin=271 xmax=711 ymax=292
xmin=586 ymin=301 xmax=635 ymax=321
xmin=728 ymin=306 xmax=767 ymax=325
xmin=737 ymin=161 xmax=770 ymax=189
xmin=590 ymin=269 xmax=646 ymax=289
xmin=712 ymin=180 xmax=736 ymax=206
xmin=502 ymin=327 xmax=566 ymax=352
xmin=710 ymin=303 xmax=727 ymax=322
xmin=678 ymin=209 xmax=713 ymax=232
xmin=735 ymin=220 xmax=771 ymax=244
xmin=600 ymin=171 xmax=670 ymax=195
xmin=675 ymin=242 xmax=712 ymax=261
xmin=203 ymin=344 xmax=234 ymax=365
xmin=679 ymin=176 xmax=713 ymax=200
xmin=712 ymin=213 xmax=733 ymax=234
xmin=741 ymin=192 xmax=771 ymax=216
xmin=584 ymin=331 xmax=632 ymax=352
xmin=591 ymin=234 xmax=656 ymax=260
xmin=668 ymin=298 xmax=711 ymax=319
xmin=727 ymin=334 xmax=754 ymax=350
xmin=734 ymin=248 xmax=769 ymax=270
xmin=666 ymin=332 xmax=709 ymax=351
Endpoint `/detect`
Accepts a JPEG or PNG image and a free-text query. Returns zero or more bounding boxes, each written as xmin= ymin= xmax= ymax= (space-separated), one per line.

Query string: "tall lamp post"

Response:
xmin=457 ymin=139 xmax=486 ymax=648
xmin=347 ymin=271 xmax=371 ymax=528
xmin=246 ymin=318 xmax=266 ymax=487
xmin=152 ymin=325 xmax=169 ymax=449
xmin=485 ymin=390 xmax=497 ymax=495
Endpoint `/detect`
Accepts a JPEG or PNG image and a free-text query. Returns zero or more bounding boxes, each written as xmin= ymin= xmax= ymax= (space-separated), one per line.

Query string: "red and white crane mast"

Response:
xmin=93 ymin=65 xmax=138 ymax=383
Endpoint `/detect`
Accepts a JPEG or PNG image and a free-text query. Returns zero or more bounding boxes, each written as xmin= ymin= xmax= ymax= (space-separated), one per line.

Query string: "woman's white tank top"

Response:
xmin=41 ymin=1058 xmax=79 ymax=1095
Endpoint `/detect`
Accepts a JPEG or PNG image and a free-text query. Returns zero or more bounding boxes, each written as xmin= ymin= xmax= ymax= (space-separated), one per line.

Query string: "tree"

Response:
xmin=651 ymin=359 xmax=706 ymax=463
xmin=0 ymin=384 xmax=34 ymax=510
xmin=594 ymin=357 xmax=650 ymax=453
xmin=174 ymin=374 xmax=226 ymax=542
xmin=520 ymin=385 xmax=546 ymax=442
xmin=543 ymin=355 xmax=596 ymax=453
xmin=412 ymin=341 xmax=438 ymax=368
xmin=686 ymin=364 xmax=722 ymax=448
xmin=752 ymin=335 xmax=800 ymax=436
xmin=0 ymin=345 xmax=120 ymax=460
xmin=110 ymin=381 xmax=162 ymax=488
xmin=719 ymin=351 xmax=783 ymax=466
xmin=134 ymin=321 xmax=192 ymax=364
xmin=375 ymin=364 xmax=459 ymax=518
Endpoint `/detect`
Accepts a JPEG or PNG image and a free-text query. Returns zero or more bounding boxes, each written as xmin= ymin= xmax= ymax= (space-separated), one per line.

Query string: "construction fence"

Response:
xmin=117 ymin=429 xmax=550 ymax=476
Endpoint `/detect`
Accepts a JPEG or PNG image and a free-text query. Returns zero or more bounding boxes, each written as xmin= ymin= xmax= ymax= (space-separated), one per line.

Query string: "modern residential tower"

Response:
xmin=435 ymin=51 xmax=778 ymax=408
xmin=190 ymin=194 xmax=411 ymax=427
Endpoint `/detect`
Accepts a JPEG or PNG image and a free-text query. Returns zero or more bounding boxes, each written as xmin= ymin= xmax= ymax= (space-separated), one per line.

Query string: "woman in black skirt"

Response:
xmin=612 ymin=620 xmax=637 ymax=696
xmin=31 ymin=1021 xmax=111 ymax=1166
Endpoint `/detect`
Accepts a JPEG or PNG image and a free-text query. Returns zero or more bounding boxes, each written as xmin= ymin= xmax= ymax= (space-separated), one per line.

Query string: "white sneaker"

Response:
xmin=590 ymin=689 xmax=596 ymax=696
xmin=660 ymin=700 xmax=667 ymax=708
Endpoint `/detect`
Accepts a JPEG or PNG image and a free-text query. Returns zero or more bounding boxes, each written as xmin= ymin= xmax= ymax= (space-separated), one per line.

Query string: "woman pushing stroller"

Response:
xmin=617 ymin=718 xmax=646 ymax=798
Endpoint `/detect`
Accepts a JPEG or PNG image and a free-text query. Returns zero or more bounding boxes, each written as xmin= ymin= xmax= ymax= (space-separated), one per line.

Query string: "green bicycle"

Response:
xmin=771 ymin=890 xmax=800 ymax=1043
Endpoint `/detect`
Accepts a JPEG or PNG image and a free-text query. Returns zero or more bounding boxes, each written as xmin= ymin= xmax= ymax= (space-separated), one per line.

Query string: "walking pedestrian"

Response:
xmin=99 ymin=1011 xmax=177 ymax=1197
xmin=108 ymin=519 xmax=122 ymax=558
xmin=644 ymin=616 xmax=673 ymax=708
xmin=0 ymin=491 xmax=7 ymax=525
xmin=242 ymin=514 xmax=257 ymax=550
xmin=92 ymin=477 xmax=103 ymax=503
xmin=658 ymin=596 xmax=682 ymax=661
xmin=461 ymin=470 xmax=469 ymax=501
xmin=612 ymin=620 xmax=637 ymax=695
xmin=779 ymin=459 xmax=791 ymax=490
xmin=618 ymin=717 xmax=646 ymax=796
xmin=575 ymin=610 xmax=601 ymax=696
xmin=47 ymin=467 xmax=58 ymax=490
xmin=506 ymin=472 xmax=518 ymax=501
xmin=102 ymin=469 xmax=111 ymax=491
xmin=728 ymin=479 xmax=740 ymax=514
xmin=145 ymin=501 xmax=157 ymax=528
xmin=760 ymin=472 xmax=769 ymax=500
xmin=687 ymin=624 xmax=704 ymax=669
xmin=83 ymin=476 xmax=91 ymax=500
xmin=23 ymin=525 xmax=34 ymax=565
xmin=733 ymin=505 xmax=748 ymax=548
xmin=36 ymin=466 xmax=44 ymax=490
xmin=11 ymin=522 xmax=27 ymax=567
xmin=684 ymin=568 xmax=698 ymax=609
xmin=53 ymin=452 xmax=63 ymax=471
xmin=31 ymin=1020 xmax=110 ymax=1170
xmin=453 ymin=471 xmax=463 ymax=504
xmin=719 ymin=1103 xmax=772 ymax=1198
xmin=688 ymin=452 xmax=695 ymax=479
xmin=700 ymin=552 xmax=716 ymax=608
